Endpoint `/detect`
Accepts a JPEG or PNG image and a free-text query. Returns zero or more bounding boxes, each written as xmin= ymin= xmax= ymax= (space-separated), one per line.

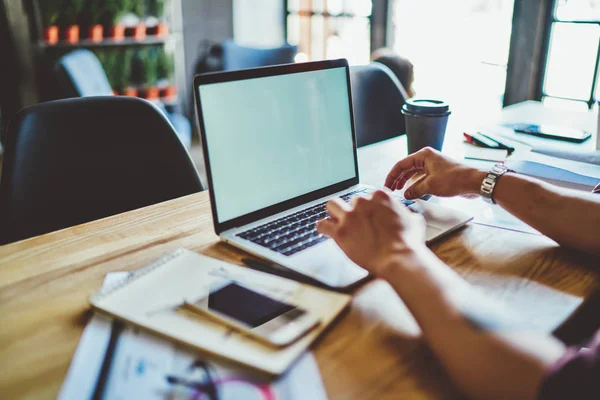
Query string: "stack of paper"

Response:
xmin=59 ymin=271 xmax=329 ymax=400
xmin=90 ymin=249 xmax=350 ymax=376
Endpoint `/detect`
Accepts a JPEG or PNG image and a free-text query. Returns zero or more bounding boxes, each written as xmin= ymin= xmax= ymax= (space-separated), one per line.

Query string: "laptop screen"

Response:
xmin=198 ymin=65 xmax=357 ymax=225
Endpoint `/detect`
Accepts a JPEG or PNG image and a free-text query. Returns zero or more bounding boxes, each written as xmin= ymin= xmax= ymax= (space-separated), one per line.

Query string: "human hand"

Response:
xmin=316 ymin=190 xmax=427 ymax=276
xmin=385 ymin=147 xmax=486 ymax=200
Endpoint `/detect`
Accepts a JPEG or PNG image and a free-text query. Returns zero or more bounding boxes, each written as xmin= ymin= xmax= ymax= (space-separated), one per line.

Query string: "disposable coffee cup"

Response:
xmin=402 ymin=99 xmax=451 ymax=154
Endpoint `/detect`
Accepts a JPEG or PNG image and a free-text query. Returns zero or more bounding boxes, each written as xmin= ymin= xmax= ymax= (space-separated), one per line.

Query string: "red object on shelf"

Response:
xmin=65 ymin=25 xmax=80 ymax=43
xmin=45 ymin=26 xmax=59 ymax=44
xmin=144 ymin=86 xmax=160 ymax=101
xmin=122 ymin=87 xmax=138 ymax=97
xmin=156 ymin=23 xmax=169 ymax=38
xmin=125 ymin=24 xmax=147 ymax=39
xmin=111 ymin=24 xmax=125 ymax=41
xmin=89 ymin=25 xmax=104 ymax=43
xmin=160 ymin=85 xmax=177 ymax=99
xmin=134 ymin=24 xmax=147 ymax=40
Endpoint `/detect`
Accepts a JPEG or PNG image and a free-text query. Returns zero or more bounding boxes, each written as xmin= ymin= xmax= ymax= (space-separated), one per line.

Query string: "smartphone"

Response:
xmin=510 ymin=124 xmax=591 ymax=143
xmin=183 ymin=281 xmax=320 ymax=347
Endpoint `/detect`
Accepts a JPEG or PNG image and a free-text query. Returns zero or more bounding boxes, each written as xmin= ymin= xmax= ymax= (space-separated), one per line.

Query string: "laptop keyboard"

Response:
xmin=236 ymin=189 xmax=414 ymax=257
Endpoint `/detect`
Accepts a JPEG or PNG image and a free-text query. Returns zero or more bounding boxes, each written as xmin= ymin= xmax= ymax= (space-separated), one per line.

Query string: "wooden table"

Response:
xmin=2 ymin=131 xmax=600 ymax=400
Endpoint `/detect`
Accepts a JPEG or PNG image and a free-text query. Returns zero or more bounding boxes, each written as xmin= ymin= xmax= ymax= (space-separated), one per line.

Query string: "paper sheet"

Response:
xmin=506 ymin=160 xmax=600 ymax=191
xmin=531 ymin=148 xmax=600 ymax=166
xmin=431 ymin=196 xmax=541 ymax=236
xmin=464 ymin=274 xmax=584 ymax=333
xmin=464 ymin=146 xmax=508 ymax=162
xmin=58 ymin=273 xmax=328 ymax=400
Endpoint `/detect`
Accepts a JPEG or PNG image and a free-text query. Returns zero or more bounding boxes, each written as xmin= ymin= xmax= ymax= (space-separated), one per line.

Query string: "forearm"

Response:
xmin=381 ymin=249 xmax=565 ymax=400
xmin=492 ymin=173 xmax=600 ymax=256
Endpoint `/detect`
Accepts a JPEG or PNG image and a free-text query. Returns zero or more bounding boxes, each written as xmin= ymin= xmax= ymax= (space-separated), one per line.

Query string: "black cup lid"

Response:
xmin=402 ymin=99 xmax=451 ymax=117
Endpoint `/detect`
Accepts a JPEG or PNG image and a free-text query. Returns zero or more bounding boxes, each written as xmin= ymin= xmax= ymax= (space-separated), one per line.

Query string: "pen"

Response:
xmin=463 ymin=132 xmax=515 ymax=155
xmin=92 ymin=320 xmax=124 ymax=400
xmin=477 ymin=132 xmax=515 ymax=155
xmin=241 ymin=257 xmax=324 ymax=287
xmin=464 ymin=132 xmax=500 ymax=149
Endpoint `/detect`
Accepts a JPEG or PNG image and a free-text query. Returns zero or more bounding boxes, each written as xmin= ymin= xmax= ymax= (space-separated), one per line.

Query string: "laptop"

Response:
xmin=193 ymin=59 xmax=472 ymax=291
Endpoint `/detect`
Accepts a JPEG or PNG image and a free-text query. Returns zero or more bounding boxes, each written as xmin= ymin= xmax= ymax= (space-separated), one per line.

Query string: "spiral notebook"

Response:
xmin=90 ymin=248 xmax=351 ymax=376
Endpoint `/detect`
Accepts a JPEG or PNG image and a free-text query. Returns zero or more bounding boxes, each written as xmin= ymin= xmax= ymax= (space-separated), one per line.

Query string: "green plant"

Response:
xmin=130 ymin=48 xmax=160 ymax=87
xmin=58 ymin=0 xmax=85 ymax=26
xmin=113 ymin=49 xmax=134 ymax=91
xmin=38 ymin=0 xmax=61 ymax=27
xmin=80 ymin=0 xmax=106 ymax=25
xmin=130 ymin=49 xmax=147 ymax=86
xmin=103 ymin=0 xmax=132 ymax=25
xmin=156 ymin=49 xmax=173 ymax=81
xmin=146 ymin=0 xmax=166 ymax=18
xmin=144 ymin=48 xmax=159 ymax=85
xmin=130 ymin=0 xmax=146 ymax=18
xmin=95 ymin=50 xmax=117 ymax=89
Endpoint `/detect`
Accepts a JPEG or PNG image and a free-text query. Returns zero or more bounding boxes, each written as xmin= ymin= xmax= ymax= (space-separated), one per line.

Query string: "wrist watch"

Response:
xmin=480 ymin=163 xmax=513 ymax=204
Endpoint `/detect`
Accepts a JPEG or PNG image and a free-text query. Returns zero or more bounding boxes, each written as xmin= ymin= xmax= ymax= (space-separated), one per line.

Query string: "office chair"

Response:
xmin=54 ymin=49 xmax=114 ymax=97
xmin=0 ymin=97 xmax=204 ymax=245
xmin=55 ymin=49 xmax=192 ymax=148
xmin=350 ymin=63 xmax=408 ymax=147
xmin=220 ymin=39 xmax=298 ymax=70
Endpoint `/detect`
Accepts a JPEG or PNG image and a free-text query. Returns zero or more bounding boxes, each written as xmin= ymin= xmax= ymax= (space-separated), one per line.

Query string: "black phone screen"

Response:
xmin=208 ymin=283 xmax=298 ymax=328
xmin=513 ymin=124 xmax=591 ymax=142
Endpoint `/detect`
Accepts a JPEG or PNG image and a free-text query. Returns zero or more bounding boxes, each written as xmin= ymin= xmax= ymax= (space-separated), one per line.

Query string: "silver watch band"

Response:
xmin=480 ymin=164 xmax=513 ymax=204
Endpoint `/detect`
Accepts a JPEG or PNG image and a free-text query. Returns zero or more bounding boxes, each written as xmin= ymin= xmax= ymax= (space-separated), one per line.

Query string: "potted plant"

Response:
xmin=145 ymin=0 xmax=168 ymax=37
xmin=142 ymin=48 xmax=160 ymax=100
xmin=80 ymin=1 xmax=105 ymax=42
xmin=38 ymin=0 xmax=61 ymax=44
xmin=129 ymin=49 xmax=147 ymax=96
xmin=124 ymin=0 xmax=146 ymax=39
xmin=157 ymin=49 xmax=176 ymax=99
xmin=114 ymin=49 xmax=136 ymax=96
xmin=102 ymin=0 xmax=131 ymax=40
xmin=59 ymin=0 xmax=85 ymax=43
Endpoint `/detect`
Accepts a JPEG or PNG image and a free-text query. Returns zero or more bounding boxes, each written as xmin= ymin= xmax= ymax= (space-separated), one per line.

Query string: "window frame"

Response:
xmin=282 ymin=0 xmax=389 ymax=62
xmin=536 ymin=0 xmax=600 ymax=109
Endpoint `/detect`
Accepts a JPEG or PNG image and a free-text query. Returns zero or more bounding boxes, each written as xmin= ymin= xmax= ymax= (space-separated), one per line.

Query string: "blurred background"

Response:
xmin=1 ymin=0 xmax=599 ymax=146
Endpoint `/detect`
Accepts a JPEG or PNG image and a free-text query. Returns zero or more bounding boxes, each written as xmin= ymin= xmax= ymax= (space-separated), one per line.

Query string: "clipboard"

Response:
xmin=90 ymin=248 xmax=351 ymax=376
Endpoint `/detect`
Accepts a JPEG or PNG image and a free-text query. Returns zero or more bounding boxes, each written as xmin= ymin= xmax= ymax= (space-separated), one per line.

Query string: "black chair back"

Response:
xmin=0 ymin=97 xmax=204 ymax=245
xmin=221 ymin=39 xmax=298 ymax=70
xmin=350 ymin=63 xmax=408 ymax=147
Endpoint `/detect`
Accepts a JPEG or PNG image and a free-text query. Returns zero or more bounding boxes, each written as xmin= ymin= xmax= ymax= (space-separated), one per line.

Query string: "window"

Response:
xmin=540 ymin=0 xmax=600 ymax=111
xmin=285 ymin=0 xmax=373 ymax=65
xmin=390 ymin=0 xmax=515 ymax=120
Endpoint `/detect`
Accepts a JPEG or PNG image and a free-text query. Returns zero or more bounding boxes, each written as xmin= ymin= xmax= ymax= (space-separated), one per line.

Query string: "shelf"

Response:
xmin=38 ymin=36 xmax=170 ymax=49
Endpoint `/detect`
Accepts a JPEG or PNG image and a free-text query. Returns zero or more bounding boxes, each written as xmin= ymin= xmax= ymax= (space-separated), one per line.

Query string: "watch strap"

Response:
xmin=480 ymin=163 xmax=513 ymax=204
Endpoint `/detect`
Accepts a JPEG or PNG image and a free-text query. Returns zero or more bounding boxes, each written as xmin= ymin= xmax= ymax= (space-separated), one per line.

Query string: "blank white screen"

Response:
xmin=199 ymin=67 xmax=356 ymax=223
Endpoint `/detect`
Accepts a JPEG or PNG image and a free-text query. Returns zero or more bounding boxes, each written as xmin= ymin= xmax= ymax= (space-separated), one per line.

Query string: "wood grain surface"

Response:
xmin=1 ymin=138 xmax=599 ymax=400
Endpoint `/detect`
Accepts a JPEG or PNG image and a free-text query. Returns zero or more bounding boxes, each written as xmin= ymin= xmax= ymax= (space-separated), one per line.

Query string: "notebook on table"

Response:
xmin=90 ymin=248 xmax=351 ymax=376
